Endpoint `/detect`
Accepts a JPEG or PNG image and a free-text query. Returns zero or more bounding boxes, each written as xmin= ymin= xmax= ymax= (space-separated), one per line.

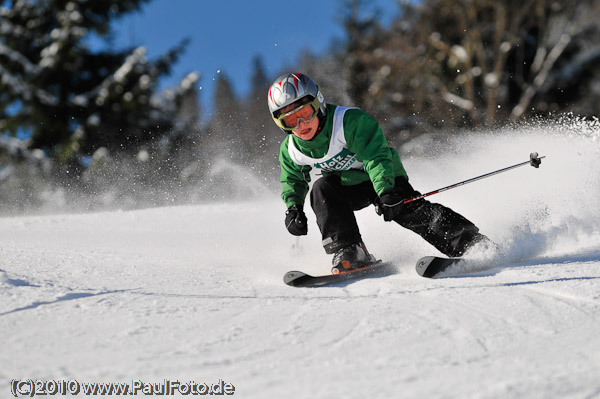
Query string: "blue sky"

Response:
xmin=108 ymin=0 xmax=400 ymax=116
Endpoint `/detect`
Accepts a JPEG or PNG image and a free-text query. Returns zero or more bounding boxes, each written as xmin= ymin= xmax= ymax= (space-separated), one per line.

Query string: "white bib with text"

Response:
xmin=287 ymin=106 xmax=363 ymax=171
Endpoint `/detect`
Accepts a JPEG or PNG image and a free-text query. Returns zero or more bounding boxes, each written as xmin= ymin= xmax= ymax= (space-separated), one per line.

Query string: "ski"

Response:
xmin=415 ymin=256 xmax=463 ymax=278
xmin=284 ymin=261 xmax=393 ymax=287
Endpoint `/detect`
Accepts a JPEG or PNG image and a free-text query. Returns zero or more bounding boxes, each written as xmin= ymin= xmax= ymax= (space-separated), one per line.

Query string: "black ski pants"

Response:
xmin=310 ymin=174 xmax=481 ymax=257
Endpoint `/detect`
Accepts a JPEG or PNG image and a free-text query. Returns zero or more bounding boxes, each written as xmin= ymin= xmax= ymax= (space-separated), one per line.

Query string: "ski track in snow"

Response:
xmin=1 ymin=124 xmax=600 ymax=398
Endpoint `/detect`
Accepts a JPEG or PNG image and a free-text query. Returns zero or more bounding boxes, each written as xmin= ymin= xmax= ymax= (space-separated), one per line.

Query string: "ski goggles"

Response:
xmin=273 ymin=96 xmax=319 ymax=131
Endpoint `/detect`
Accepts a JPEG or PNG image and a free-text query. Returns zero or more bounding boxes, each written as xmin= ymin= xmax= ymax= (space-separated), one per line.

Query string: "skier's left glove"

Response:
xmin=376 ymin=189 xmax=406 ymax=222
xmin=285 ymin=205 xmax=308 ymax=236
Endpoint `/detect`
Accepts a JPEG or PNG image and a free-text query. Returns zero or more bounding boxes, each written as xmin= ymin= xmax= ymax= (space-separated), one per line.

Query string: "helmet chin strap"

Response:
xmin=317 ymin=109 xmax=326 ymax=129
xmin=308 ymin=109 xmax=326 ymax=140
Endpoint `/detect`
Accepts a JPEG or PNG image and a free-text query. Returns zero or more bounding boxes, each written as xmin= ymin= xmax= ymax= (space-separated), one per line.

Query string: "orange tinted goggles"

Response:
xmin=282 ymin=104 xmax=316 ymax=129
xmin=277 ymin=103 xmax=316 ymax=130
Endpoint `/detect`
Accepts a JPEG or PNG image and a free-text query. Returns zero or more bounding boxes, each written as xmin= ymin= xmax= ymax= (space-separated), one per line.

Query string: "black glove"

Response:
xmin=285 ymin=205 xmax=308 ymax=236
xmin=376 ymin=188 xmax=406 ymax=222
xmin=530 ymin=152 xmax=542 ymax=168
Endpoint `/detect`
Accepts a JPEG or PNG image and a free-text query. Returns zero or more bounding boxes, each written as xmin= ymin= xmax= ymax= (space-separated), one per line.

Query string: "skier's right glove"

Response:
xmin=285 ymin=205 xmax=308 ymax=236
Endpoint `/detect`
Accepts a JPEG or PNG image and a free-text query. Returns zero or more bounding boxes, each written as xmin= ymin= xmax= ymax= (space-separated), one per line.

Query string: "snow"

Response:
xmin=1 ymin=122 xmax=600 ymax=398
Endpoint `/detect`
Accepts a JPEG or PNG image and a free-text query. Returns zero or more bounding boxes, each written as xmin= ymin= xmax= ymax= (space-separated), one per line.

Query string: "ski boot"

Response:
xmin=463 ymin=233 xmax=499 ymax=256
xmin=331 ymin=241 xmax=376 ymax=274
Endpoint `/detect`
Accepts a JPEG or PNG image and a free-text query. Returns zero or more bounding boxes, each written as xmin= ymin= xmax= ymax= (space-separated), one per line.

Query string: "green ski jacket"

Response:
xmin=279 ymin=104 xmax=408 ymax=209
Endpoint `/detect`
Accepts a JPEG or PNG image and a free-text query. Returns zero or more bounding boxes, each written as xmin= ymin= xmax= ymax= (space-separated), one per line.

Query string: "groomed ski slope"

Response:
xmin=1 ymin=121 xmax=600 ymax=398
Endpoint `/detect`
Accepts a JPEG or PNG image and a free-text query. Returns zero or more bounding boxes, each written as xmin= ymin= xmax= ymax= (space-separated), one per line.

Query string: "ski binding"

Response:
xmin=284 ymin=260 xmax=393 ymax=287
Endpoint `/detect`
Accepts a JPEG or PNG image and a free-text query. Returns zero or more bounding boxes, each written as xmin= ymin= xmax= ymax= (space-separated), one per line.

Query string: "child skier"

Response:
xmin=268 ymin=72 xmax=489 ymax=274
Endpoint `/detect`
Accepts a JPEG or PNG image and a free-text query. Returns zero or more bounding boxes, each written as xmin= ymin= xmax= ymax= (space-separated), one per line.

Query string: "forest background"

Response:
xmin=1 ymin=0 xmax=599 ymax=214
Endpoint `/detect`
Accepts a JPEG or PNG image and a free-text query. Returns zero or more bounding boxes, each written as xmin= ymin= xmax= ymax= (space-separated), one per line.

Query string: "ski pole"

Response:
xmin=402 ymin=152 xmax=545 ymax=204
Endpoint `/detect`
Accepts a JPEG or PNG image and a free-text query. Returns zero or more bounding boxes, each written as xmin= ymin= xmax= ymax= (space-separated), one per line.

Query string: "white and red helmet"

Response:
xmin=267 ymin=73 xmax=326 ymax=130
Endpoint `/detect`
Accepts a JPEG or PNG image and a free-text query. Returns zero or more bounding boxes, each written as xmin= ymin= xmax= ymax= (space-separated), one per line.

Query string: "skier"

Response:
xmin=268 ymin=72 xmax=490 ymax=274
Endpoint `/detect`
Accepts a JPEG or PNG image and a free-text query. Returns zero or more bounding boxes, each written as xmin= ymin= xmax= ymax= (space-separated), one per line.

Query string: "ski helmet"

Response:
xmin=267 ymin=73 xmax=326 ymax=132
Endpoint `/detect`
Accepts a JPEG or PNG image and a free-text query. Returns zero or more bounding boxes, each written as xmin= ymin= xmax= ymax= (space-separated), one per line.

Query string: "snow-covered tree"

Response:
xmin=308 ymin=0 xmax=600 ymax=135
xmin=390 ymin=0 xmax=600 ymax=127
xmin=0 ymin=0 xmax=192 ymax=172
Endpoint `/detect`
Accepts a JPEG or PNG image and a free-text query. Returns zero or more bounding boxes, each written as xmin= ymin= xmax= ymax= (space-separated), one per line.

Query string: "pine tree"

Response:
xmin=0 ymin=0 xmax=190 ymax=174
xmin=245 ymin=56 xmax=279 ymax=172
xmin=209 ymin=72 xmax=240 ymax=161
xmin=340 ymin=0 xmax=385 ymax=111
